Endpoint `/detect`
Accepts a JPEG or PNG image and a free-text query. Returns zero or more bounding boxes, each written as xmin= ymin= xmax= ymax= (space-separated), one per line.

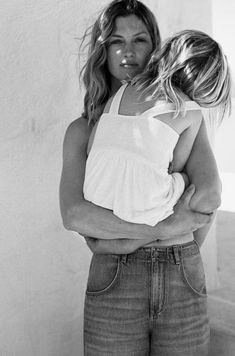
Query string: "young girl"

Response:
xmin=84 ymin=30 xmax=231 ymax=246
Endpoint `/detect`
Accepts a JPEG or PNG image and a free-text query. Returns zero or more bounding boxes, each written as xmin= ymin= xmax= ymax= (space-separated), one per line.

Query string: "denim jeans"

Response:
xmin=84 ymin=240 xmax=209 ymax=355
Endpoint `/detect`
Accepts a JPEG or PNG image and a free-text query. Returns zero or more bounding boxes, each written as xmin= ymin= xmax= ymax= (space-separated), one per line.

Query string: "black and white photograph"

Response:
xmin=1 ymin=0 xmax=235 ymax=355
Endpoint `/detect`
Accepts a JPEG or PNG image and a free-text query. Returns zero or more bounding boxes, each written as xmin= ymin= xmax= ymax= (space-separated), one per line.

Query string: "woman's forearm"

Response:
xmin=63 ymin=199 xmax=162 ymax=241
xmin=85 ymin=199 xmax=215 ymax=254
xmin=81 ymin=185 xmax=212 ymax=254
xmin=62 ymin=184 xmax=211 ymax=243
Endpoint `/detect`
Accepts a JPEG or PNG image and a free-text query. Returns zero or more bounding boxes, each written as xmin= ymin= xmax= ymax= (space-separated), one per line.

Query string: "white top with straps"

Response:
xmin=84 ymin=84 xmax=201 ymax=226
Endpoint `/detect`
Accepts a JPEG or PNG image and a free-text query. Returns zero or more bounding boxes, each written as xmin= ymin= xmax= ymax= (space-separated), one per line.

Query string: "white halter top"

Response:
xmin=84 ymin=84 xmax=200 ymax=226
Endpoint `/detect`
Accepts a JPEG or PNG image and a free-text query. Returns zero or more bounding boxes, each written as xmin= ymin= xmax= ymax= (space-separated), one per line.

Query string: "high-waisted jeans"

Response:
xmin=84 ymin=240 xmax=209 ymax=356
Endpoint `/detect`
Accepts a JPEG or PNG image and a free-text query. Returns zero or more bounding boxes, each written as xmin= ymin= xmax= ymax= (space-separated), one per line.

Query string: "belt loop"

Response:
xmin=166 ymin=247 xmax=169 ymax=261
xmin=151 ymin=247 xmax=156 ymax=262
xmin=193 ymin=239 xmax=200 ymax=251
xmin=172 ymin=245 xmax=180 ymax=265
xmin=121 ymin=254 xmax=127 ymax=263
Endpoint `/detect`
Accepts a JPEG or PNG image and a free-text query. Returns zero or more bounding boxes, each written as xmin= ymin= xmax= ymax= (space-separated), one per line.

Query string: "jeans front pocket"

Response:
xmin=86 ymin=254 xmax=121 ymax=296
xmin=181 ymin=250 xmax=207 ymax=297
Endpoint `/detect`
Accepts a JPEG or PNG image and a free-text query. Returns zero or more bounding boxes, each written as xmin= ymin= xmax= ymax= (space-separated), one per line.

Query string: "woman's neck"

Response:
xmin=110 ymin=77 xmax=122 ymax=96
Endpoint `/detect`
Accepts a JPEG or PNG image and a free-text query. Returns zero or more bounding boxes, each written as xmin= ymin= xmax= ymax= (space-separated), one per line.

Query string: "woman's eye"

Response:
xmin=109 ymin=39 xmax=124 ymax=45
xmin=135 ymin=37 xmax=147 ymax=43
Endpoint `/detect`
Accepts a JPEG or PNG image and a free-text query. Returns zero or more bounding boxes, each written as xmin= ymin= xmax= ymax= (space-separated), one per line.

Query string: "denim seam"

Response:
xmin=150 ymin=256 xmax=155 ymax=320
xmin=154 ymin=260 xmax=168 ymax=317
xmin=181 ymin=257 xmax=207 ymax=298
xmin=160 ymin=259 xmax=169 ymax=315
xmin=86 ymin=257 xmax=121 ymax=296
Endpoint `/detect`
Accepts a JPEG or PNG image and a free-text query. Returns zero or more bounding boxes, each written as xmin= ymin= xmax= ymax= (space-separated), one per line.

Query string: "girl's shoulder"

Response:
xmin=66 ymin=117 xmax=91 ymax=134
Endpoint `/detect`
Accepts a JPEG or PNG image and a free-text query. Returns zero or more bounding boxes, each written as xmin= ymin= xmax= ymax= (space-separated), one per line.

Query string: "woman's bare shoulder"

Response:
xmin=66 ymin=117 xmax=90 ymax=133
xmin=63 ymin=117 xmax=92 ymax=149
xmin=66 ymin=117 xmax=91 ymax=136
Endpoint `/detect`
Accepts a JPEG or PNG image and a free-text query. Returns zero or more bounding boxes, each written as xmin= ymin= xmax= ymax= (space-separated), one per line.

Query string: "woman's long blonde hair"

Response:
xmin=134 ymin=29 xmax=232 ymax=120
xmin=80 ymin=0 xmax=161 ymax=126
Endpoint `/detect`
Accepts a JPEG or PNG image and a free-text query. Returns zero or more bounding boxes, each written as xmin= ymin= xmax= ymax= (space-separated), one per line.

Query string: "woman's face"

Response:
xmin=107 ymin=15 xmax=153 ymax=86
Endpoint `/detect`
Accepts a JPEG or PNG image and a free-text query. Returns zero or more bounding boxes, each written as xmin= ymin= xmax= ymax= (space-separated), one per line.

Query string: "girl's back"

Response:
xmin=84 ymin=83 xmax=202 ymax=227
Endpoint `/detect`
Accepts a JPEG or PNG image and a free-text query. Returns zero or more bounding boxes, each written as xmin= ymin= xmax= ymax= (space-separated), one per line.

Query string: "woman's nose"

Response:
xmin=123 ymin=42 xmax=135 ymax=57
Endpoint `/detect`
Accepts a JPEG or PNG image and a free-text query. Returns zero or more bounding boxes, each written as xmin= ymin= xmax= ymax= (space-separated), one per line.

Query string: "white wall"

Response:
xmin=0 ymin=1 xmax=97 ymax=354
xmin=0 ymin=0 xmax=214 ymax=355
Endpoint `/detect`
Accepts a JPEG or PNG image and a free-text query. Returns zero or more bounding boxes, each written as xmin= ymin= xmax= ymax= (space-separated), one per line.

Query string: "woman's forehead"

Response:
xmin=112 ymin=15 xmax=149 ymax=36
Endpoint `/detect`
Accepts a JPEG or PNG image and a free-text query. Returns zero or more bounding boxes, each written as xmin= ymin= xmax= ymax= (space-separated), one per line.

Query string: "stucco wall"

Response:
xmin=1 ymin=0 xmax=214 ymax=354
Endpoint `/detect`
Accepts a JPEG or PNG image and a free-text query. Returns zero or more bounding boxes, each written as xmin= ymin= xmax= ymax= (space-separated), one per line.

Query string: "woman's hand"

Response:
xmin=166 ymin=184 xmax=212 ymax=236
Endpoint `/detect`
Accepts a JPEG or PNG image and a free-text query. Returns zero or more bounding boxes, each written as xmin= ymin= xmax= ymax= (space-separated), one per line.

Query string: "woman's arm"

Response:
xmin=84 ymin=184 xmax=207 ymax=254
xmin=193 ymin=211 xmax=216 ymax=247
xmin=59 ymin=118 xmax=211 ymax=246
xmin=185 ymin=119 xmax=222 ymax=213
xmin=185 ymin=119 xmax=221 ymax=246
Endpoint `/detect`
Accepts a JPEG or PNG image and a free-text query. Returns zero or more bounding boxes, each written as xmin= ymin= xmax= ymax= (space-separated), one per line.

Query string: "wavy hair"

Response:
xmin=80 ymin=0 xmax=161 ymax=126
xmin=134 ymin=29 xmax=232 ymax=121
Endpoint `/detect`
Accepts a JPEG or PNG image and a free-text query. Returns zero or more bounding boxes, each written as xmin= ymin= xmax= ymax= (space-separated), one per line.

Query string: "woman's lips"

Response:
xmin=120 ymin=63 xmax=138 ymax=68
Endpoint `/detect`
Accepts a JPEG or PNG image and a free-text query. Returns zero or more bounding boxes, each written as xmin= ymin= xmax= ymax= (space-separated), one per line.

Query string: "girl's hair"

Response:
xmin=134 ymin=29 xmax=232 ymax=121
xmin=80 ymin=0 xmax=161 ymax=126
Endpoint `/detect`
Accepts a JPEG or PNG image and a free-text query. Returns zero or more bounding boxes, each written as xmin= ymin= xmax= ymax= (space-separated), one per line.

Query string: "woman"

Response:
xmin=60 ymin=1 xmax=221 ymax=355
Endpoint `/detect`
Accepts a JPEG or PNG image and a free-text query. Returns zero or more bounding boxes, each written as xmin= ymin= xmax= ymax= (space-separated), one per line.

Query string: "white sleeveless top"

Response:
xmin=84 ymin=84 xmax=200 ymax=226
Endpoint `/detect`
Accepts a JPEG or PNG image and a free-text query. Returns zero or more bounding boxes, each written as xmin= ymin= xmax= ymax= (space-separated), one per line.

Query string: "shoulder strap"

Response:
xmin=144 ymin=101 xmax=201 ymax=117
xmin=109 ymin=83 xmax=128 ymax=115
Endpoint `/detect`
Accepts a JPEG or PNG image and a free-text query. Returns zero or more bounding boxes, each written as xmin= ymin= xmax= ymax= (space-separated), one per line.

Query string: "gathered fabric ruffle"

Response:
xmin=84 ymin=148 xmax=185 ymax=226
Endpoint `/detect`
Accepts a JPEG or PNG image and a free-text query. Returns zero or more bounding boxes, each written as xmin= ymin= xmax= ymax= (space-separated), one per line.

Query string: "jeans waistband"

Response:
xmin=121 ymin=240 xmax=199 ymax=265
